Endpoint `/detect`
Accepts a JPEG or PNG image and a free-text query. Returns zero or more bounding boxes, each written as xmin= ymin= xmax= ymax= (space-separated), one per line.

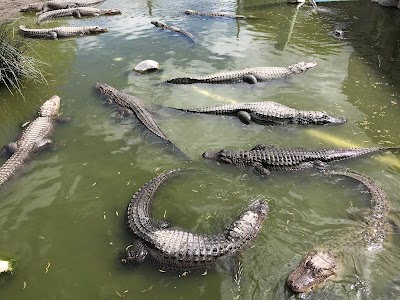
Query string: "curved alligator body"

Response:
xmin=20 ymin=0 xmax=106 ymax=13
xmin=287 ymin=170 xmax=389 ymax=293
xmin=202 ymin=144 xmax=399 ymax=176
xmin=121 ymin=169 xmax=269 ymax=271
xmin=95 ymin=83 xmax=187 ymax=157
xmin=165 ymin=62 xmax=317 ymax=84
xmin=19 ymin=25 xmax=108 ymax=39
xmin=170 ymin=101 xmax=346 ymax=125
xmin=0 ymin=96 xmax=61 ymax=188
xmin=37 ymin=7 xmax=121 ymax=24
xmin=184 ymin=9 xmax=245 ymax=19
xmin=151 ymin=21 xmax=196 ymax=44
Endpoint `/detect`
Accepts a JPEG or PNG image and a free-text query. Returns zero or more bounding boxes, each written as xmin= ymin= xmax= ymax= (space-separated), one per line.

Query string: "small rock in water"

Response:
xmin=134 ymin=60 xmax=160 ymax=73
xmin=0 ymin=259 xmax=13 ymax=275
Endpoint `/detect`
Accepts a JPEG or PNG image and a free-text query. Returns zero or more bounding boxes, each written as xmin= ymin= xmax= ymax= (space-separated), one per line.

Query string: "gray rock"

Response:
xmin=378 ymin=0 xmax=398 ymax=6
xmin=134 ymin=60 xmax=160 ymax=73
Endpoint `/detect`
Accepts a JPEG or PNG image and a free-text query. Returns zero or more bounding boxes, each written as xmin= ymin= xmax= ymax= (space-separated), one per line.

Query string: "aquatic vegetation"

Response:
xmin=0 ymin=25 xmax=46 ymax=95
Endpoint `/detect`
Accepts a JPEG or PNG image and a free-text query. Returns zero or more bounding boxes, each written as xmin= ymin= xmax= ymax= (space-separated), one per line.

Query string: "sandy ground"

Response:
xmin=0 ymin=0 xmax=35 ymax=22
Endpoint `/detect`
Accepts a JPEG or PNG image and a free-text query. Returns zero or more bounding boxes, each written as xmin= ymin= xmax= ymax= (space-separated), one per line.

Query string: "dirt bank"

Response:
xmin=0 ymin=0 xmax=34 ymax=22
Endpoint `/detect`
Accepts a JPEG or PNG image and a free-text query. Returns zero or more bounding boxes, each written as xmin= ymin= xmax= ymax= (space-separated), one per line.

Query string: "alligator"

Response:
xmin=151 ymin=21 xmax=196 ymax=44
xmin=121 ymin=169 xmax=269 ymax=271
xmin=202 ymin=144 xmax=400 ymax=176
xmin=184 ymin=9 xmax=245 ymax=19
xmin=165 ymin=62 xmax=317 ymax=84
xmin=94 ymin=83 xmax=188 ymax=157
xmin=0 ymin=96 xmax=61 ymax=188
xmin=169 ymin=101 xmax=346 ymax=125
xmin=37 ymin=7 xmax=121 ymax=24
xmin=20 ymin=0 xmax=106 ymax=13
xmin=287 ymin=170 xmax=389 ymax=294
xmin=19 ymin=25 xmax=108 ymax=39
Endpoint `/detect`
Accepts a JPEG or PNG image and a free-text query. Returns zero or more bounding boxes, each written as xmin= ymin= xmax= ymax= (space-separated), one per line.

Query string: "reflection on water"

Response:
xmin=0 ymin=0 xmax=400 ymax=299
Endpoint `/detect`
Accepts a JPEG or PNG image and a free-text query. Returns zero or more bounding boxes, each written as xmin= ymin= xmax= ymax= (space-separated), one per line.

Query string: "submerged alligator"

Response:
xmin=37 ymin=7 xmax=121 ymax=24
xmin=95 ymin=83 xmax=187 ymax=157
xmin=184 ymin=9 xmax=245 ymax=19
xmin=165 ymin=62 xmax=317 ymax=84
xmin=202 ymin=144 xmax=400 ymax=176
xmin=19 ymin=25 xmax=108 ymax=39
xmin=151 ymin=21 xmax=196 ymax=44
xmin=170 ymin=101 xmax=346 ymax=126
xmin=0 ymin=96 xmax=61 ymax=188
xmin=121 ymin=169 xmax=269 ymax=271
xmin=20 ymin=0 xmax=106 ymax=13
xmin=287 ymin=170 xmax=389 ymax=294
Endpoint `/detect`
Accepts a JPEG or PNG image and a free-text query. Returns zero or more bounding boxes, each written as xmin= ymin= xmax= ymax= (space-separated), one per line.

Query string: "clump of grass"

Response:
xmin=0 ymin=25 xmax=46 ymax=95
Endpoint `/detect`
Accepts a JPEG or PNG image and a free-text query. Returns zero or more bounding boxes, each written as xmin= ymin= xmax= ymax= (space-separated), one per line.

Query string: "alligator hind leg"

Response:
xmin=153 ymin=219 xmax=170 ymax=229
xmin=253 ymin=162 xmax=270 ymax=177
xmin=237 ymin=111 xmax=251 ymax=124
xmin=0 ymin=142 xmax=17 ymax=157
xmin=47 ymin=31 xmax=58 ymax=40
xmin=313 ymin=160 xmax=328 ymax=172
xmin=121 ymin=240 xmax=148 ymax=265
xmin=242 ymin=75 xmax=257 ymax=84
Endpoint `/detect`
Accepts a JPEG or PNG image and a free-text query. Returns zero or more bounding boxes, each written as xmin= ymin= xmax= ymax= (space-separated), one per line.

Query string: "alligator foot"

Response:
xmin=237 ymin=111 xmax=251 ymax=124
xmin=47 ymin=31 xmax=58 ymax=39
xmin=121 ymin=240 xmax=148 ymax=266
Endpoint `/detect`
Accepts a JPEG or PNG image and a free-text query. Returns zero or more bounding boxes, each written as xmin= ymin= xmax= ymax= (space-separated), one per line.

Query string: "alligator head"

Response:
xmin=225 ymin=199 xmax=269 ymax=241
xmin=38 ymin=95 xmax=61 ymax=117
xmin=312 ymin=112 xmax=347 ymax=125
xmin=151 ymin=21 xmax=167 ymax=29
xmin=288 ymin=62 xmax=317 ymax=74
xmin=287 ymin=250 xmax=337 ymax=293
xmin=105 ymin=9 xmax=122 ymax=15
xmin=120 ymin=241 xmax=148 ymax=266
xmin=89 ymin=26 xmax=109 ymax=34
xmin=202 ymin=150 xmax=234 ymax=164
xmin=20 ymin=2 xmax=44 ymax=12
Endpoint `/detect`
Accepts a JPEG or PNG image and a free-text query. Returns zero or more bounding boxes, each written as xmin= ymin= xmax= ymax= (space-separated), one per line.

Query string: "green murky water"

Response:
xmin=1 ymin=0 xmax=400 ymax=299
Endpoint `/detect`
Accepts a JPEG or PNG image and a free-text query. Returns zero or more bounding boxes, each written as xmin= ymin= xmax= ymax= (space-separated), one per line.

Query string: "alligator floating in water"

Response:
xmin=95 ymin=83 xmax=188 ymax=158
xmin=121 ymin=169 xmax=269 ymax=271
xmin=287 ymin=170 xmax=389 ymax=294
xmin=37 ymin=7 xmax=121 ymax=24
xmin=20 ymin=0 xmax=106 ymax=13
xmin=0 ymin=96 xmax=61 ymax=188
xmin=184 ymin=9 xmax=245 ymax=19
xmin=151 ymin=21 xmax=196 ymax=44
xmin=170 ymin=101 xmax=346 ymax=125
xmin=19 ymin=25 xmax=108 ymax=39
xmin=165 ymin=62 xmax=317 ymax=84
xmin=202 ymin=144 xmax=400 ymax=176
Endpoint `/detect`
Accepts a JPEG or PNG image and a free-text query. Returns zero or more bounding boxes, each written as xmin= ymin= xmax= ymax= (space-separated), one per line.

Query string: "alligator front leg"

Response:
xmin=47 ymin=31 xmax=58 ymax=40
xmin=252 ymin=162 xmax=270 ymax=177
xmin=236 ymin=111 xmax=251 ymax=124
xmin=72 ymin=10 xmax=82 ymax=19
xmin=242 ymin=75 xmax=257 ymax=84
xmin=34 ymin=139 xmax=53 ymax=152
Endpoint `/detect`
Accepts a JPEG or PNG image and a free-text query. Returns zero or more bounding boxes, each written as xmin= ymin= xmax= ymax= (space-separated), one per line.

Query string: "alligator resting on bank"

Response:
xmin=0 ymin=96 xmax=61 ymax=188
xmin=202 ymin=144 xmax=400 ymax=176
xmin=20 ymin=0 xmax=106 ymax=13
xmin=184 ymin=9 xmax=245 ymax=19
xmin=165 ymin=62 xmax=317 ymax=84
xmin=37 ymin=7 xmax=121 ymax=24
xmin=94 ymin=83 xmax=188 ymax=158
xmin=19 ymin=25 xmax=108 ymax=39
xmin=170 ymin=101 xmax=346 ymax=125
xmin=151 ymin=21 xmax=196 ymax=44
xmin=287 ymin=170 xmax=389 ymax=294
xmin=121 ymin=169 xmax=269 ymax=271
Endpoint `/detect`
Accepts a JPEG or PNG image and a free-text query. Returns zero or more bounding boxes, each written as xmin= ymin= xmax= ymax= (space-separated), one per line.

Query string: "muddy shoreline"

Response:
xmin=0 ymin=0 xmax=33 ymax=22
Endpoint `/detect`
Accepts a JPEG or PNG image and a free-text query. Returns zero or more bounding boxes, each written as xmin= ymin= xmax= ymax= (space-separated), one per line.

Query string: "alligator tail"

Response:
xmin=165 ymin=77 xmax=199 ymax=84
